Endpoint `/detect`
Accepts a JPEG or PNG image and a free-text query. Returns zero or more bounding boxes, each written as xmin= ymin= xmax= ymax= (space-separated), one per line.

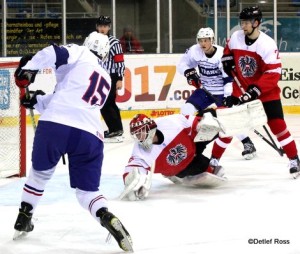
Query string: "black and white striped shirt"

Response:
xmin=103 ymin=35 xmax=125 ymax=80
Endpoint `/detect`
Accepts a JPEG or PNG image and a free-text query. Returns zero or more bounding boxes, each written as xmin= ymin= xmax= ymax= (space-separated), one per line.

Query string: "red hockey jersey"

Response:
xmin=223 ymin=30 xmax=282 ymax=102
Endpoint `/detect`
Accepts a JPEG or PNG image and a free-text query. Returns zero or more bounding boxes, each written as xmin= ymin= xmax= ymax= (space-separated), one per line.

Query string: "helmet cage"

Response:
xmin=130 ymin=114 xmax=157 ymax=150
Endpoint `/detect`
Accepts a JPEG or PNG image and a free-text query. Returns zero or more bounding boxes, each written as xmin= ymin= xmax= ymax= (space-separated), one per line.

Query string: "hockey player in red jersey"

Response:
xmin=120 ymin=112 xmax=227 ymax=201
xmin=221 ymin=6 xmax=300 ymax=177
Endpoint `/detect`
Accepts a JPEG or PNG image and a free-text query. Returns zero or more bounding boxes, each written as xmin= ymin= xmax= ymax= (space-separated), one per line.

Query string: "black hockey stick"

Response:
xmin=262 ymin=125 xmax=285 ymax=156
xmin=230 ymin=70 xmax=284 ymax=157
xmin=25 ymin=88 xmax=66 ymax=164
xmin=197 ymin=81 xmax=223 ymax=106
xmin=25 ymin=87 xmax=37 ymax=132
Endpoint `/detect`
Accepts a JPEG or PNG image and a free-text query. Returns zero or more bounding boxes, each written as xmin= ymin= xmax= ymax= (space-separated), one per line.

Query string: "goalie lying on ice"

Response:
xmin=120 ymin=112 xmax=228 ymax=201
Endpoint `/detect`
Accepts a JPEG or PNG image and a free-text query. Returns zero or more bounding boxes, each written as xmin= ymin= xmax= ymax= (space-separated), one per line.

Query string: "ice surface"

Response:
xmin=1 ymin=115 xmax=300 ymax=254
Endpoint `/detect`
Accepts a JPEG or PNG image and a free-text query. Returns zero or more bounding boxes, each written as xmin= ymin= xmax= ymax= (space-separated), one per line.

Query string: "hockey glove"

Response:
xmin=223 ymin=96 xmax=240 ymax=107
xmin=239 ymin=85 xmax=261 ymax=104
xmin=15 ymin=54 xmax=38 ymax=88
xmin=21 ymin=90 xmax=45 ymax=109
xmin=122 ymin=168 xmax=150 ymax=201
xmin=184 ymin=68 xmax=201 ymax=89
xmin=194 ymin=112 xmax=221 ymax=142
xmin=221 ymin=54 xmax=235 ymax=77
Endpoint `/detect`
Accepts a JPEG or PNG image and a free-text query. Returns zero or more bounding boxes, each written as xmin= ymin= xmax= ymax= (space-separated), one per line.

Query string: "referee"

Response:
xmin=96 ymin=15 xmax=124 ymax=139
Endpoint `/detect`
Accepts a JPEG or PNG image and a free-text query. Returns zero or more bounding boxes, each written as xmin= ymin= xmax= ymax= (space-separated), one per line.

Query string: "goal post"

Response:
xmin=0 ymin=61 xmax=26 ymax=177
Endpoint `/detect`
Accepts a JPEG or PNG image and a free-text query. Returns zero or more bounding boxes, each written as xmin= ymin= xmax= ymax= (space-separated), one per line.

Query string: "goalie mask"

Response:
xmin=196 ymin=27 xmax=214 ymax=43
xmin=83 ymin=32 xmax=110 ymax=61
xmin=130 ymin=114 xmax=157 ymax=150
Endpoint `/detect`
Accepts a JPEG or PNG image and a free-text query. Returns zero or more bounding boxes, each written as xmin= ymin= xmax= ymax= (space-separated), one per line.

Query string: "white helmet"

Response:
xmin=196 ymin=27 xmax=214 ymax=43
xmin=83 ymin=31 xmax=110 ymax=61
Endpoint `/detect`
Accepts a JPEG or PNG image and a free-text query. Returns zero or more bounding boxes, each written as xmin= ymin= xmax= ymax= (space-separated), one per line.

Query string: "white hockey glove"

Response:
xmin=121 ymin=168 xmax=151 ymax=201
xmin=194 ymin=112 xmax=222 ymax=142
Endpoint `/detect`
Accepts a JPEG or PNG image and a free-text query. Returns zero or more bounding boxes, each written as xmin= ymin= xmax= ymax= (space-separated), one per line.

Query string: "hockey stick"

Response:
xmin=230 ymin=70 xmax=284 ymax=156
xmin=25 ymin=87 xmax=37 ymax=132
xmin=197 ymin=81 xmax=223 ymax=106
xmin=25 ymin=88 xmax=66 ymax=164
xmin=263 ymin=125 xmax=284 ymax=156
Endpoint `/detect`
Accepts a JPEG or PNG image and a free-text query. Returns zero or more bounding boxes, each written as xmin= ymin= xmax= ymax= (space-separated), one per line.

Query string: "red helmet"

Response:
xmin=130 ymin=114 xmax=157 ymax=149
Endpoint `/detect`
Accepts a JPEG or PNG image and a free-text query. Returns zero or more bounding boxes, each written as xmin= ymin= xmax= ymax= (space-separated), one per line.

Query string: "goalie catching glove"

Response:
xmin=184 ymin=68 xmax=201 ymax=89
xmin=121 ymin=167 xmax=151 ymax=201
xmin=21 ymin=90 xmax=45 ymax=109
xmin=194 ymin=110 xmax=223 ymax=142
xmin=14 ymin=54 xmax=39 ymax=88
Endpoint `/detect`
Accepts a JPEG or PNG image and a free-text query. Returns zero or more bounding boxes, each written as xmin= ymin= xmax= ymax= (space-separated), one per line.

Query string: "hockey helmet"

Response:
xmin=83 ymin=32 xmax=110 ymax=61
xmin=239 ymin=6 xmax=262 ymax=23
xmin=196 ymin=27 xmax=214 ymax=42
xmin=96 ymin=15 xmax=111 ymax=26
xmin=130 ymin=114 xmax=157 ymax=150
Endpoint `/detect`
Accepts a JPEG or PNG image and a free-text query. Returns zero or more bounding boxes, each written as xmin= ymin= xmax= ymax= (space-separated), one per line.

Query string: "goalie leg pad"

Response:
xmin=216 ymin=99 xmax=267 ymax=137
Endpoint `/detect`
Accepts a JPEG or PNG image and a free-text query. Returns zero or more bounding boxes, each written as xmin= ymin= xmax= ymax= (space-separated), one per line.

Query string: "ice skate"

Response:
xmin=242 ymin=139 xmax=256 ymax=160
xmin=96 ymin=208 xmax=133 ymax=252
xmin=104 ymin=130 xmax=124 ymax=143
xmin=209 ymin=157 xmax=225 ymax=177
xmin=13 ymin=202 xmax=34 ymax=240
xmin=289 ymin=156 xmax=300 ymax=179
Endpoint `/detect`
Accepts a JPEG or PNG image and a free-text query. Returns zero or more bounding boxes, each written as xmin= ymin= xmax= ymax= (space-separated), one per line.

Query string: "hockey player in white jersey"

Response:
xmin=120 ymin=112 xmax=227 ymax=201
xmin=13 ymin=32 xmax=133 ymax=252
xmin=177 ymin=27 xmax=257 ymax=160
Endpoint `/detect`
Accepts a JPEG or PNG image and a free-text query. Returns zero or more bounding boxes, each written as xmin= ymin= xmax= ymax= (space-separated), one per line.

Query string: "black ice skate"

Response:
xmin=104 ymin=130 xmax=124 ymax=143
xmin=242 ymin=139 xmax=256 ymax=160
xmin=96 ymin=208 xmax=133 ymax=252
xmin=289 ymin=156 xmax=300 ymax=179
xmin=13 ymin=202 xmax=34 ymax=240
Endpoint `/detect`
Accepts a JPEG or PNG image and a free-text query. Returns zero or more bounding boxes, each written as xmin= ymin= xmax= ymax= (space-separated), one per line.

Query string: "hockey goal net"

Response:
xmin=0 ymin=61 xmax=26 ymax=177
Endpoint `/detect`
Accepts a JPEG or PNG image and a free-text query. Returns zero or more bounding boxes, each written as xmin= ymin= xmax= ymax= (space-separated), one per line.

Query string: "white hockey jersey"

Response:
xmin=23 ymin=44 xmax=111 ymax=140
xmin=124 ymin=114 xmax=200 ymax=176
xmin=178 ymin=44 xmax=230 ymax=95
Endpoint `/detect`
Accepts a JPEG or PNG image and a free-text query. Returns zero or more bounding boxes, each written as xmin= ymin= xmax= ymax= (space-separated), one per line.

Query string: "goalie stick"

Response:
xmin=231 ymin=70 xmax=284 ymax=157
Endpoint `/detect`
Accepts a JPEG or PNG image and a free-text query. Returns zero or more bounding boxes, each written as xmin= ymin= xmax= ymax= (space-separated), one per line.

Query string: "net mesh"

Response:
xmin=0 ymin=62 xmax=25 ymax=177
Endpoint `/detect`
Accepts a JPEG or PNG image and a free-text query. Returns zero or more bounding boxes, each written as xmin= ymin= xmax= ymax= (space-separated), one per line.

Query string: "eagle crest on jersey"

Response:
xmin=167 ymin=144 xmax=187 ymax=166
xmin=238 ymin=55 xmax=257 ymax=77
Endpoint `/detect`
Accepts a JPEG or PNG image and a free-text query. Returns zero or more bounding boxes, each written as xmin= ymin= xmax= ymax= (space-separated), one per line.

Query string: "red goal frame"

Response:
xmin=0 ymin=61 xmax=26 ymax=177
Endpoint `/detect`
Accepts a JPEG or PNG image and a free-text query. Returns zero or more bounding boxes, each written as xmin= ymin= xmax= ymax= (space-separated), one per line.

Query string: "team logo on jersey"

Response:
xmin=166 ymin=144 xmax=187 ymax=166
xmin=238 ymin=55 xmax=257 ymax=77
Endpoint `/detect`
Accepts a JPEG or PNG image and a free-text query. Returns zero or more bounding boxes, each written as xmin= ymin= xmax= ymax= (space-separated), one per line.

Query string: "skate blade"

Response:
xmin=105 ymin=233 xmax=112 ymax=244
xmin=13 ymin=230 xmax=28 ymax=240
xmin=104 ymin=136 xmax=124 ymax=143
xmin=111 ymin=218 xmax=134 ymax=252
xmin=243 ymin=152 xmax=256 ymax=160
xmin=291 ymin=171 xmax=300 ymax=179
